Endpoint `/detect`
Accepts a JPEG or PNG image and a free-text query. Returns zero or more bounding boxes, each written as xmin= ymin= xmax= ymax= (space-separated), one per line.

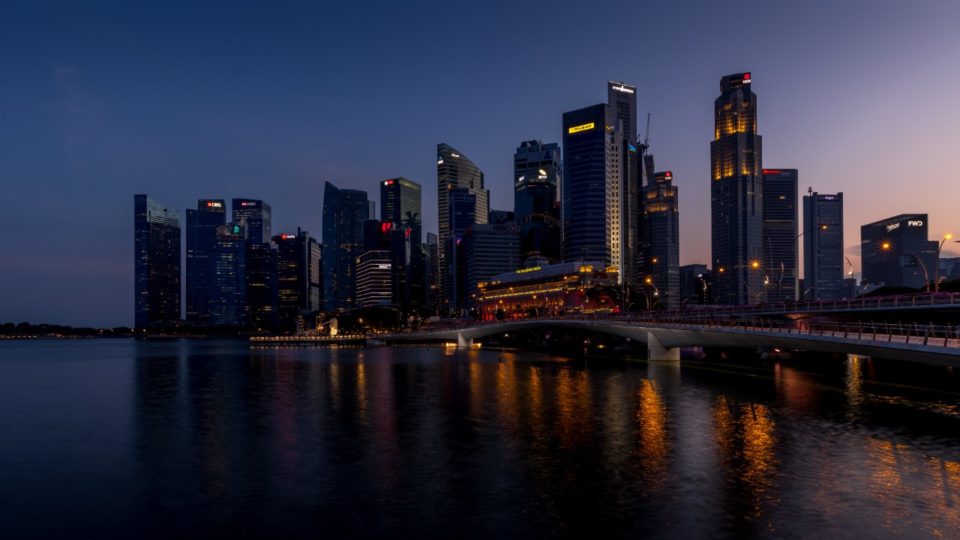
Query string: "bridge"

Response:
xmin=385 ymin=316 xmax=960 ymax=367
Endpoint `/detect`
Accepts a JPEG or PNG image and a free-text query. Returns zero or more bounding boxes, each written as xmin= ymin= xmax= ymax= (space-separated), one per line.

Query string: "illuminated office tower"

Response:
xmin=562 ymin=103 xmax=615 ymax=266
xmin=186 ymin=199 xmax=226 ymax=323
xmin=273 ymin=229 xmax=322 ymax=332
xmin=322 ymin=181 xmax=369 ymax=311
xmin=641 ymin=171 xmax=680 ymax=309
xmin=381 ymin=177 xmax=423 ymax=314
xmin=437 ymin=143 xmax=489 ymax=314
xmin=761 ymin=169 xmax=798 ymax=302
xmin=608 ymin=81 xmax=641 ymax=286
xmin=514 ymin=140 xmax=562 ymax=265
xmin=134 ymin=194 xmax=181 ymax=328
xmin=210 ymin=222 xmax=247 ymax=327
xmin=711 ymin=72 xmax=764 ymax=305
xmin=231 ymin=198 xmax=272 ymax=244
xmin=861 ymin=214 xmax=937 ymax=290
xmin=462 ymin=222 xmax=522 ymax=309
xmin=803 ymin=191 xmax=844 ymax=300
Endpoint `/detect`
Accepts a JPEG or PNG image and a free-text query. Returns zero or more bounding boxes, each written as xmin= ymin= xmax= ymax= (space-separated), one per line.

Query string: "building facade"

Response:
xmin=322 ymin=181 xmax=369 ymax=312
xmin=134 ymin=195 xmax=181 ymax=328
xmin=475 ymin=262 xmax=619 ymax=320
xmin=186 ymin=199 xmax=226 ymax=323
xmin=641 ymin=171 xmax=680 ymax=309
xmin=437 ymin=143 xmax=489 ymax=314
xmin=762 ymin=169 xmax=798 ymax=302
xmin=231 ymin=198 xmax=272 ymax=244
xmin=462 ymin=222 xmax=522 ymax=310
xmin=861 ymin=214 xmax=938 ymax=290
xmin=210 ymin=222 xmax=247 ymax=327
xmin=802 ymin=191 xmax=845 ymax=300
xmin=563 ymin=103 xmax=614 ymax=266
xmin=711 ymin=72 xmax=764 ymax=305
xmin=514 ymin=140 xmax=562 ymax=265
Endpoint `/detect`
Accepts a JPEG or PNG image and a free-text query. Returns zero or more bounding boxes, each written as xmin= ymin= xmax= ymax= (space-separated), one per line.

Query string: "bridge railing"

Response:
xmin=675 ymin=292 xmax=960 ymax=317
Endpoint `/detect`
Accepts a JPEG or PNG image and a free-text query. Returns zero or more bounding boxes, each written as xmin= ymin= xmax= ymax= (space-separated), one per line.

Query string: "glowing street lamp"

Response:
xmin=933 ymin=233 xmax=955 ymax=293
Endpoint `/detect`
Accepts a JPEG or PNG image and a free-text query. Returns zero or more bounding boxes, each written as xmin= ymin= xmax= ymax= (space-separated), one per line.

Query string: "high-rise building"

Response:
xmin=211 ymin=222 xmax=247 ymax=326
xmin=640 ymin=171 xmax=680 ymax=309
xmin=462 ymin=222 xmax=522 ymax=310
xmin=245 ymin=241 xmax=278 ymax=331
xmin=273 ymin=229 xmax=322 ymax=332
xmin=762 ymin=169 xmax=798 ymax=302
xmin=861 ymin=214 xmax=938 ymax=290
xmin=447 ymin=187 xmax=479 ymax=312
xmin=437 ymin=144 xmax=489 ymax=314
xmin=608 ymin=81 xmax=641 ymax=287
xmin=381 ymin=177 xmax=422 ymax=243
xmin=562 ymin=103 xmax=615 ymax=266
xmin=803 ymin=191 xmax=845 ymax=300
xmin=514 ymin=140 xmax=562 ymax=265
xmin=425 ymin=233 xmax=440 ymax=316
xmin=186 ymin=199 xmax=226 ymax=323
xmin=711 ymin=72 xmax=764 ymax=305
xmin=232 ymin=199 xmax=272 ymax=244
xmin=134 ymin=195 xmax=181 ymax=328
xmin=322 ymin=181 xmax=369 ymax=311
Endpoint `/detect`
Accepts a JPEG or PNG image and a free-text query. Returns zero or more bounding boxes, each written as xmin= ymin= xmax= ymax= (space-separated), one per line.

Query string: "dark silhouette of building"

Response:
xmin=803 ymin=190 xmax=844 ymax=300
xmin=711 ymin=72 xmax=763 ymax=305
xmin=680 ymin=264 xmax=711 ymax=305
xmin=134 ymin=194 xmax=181 ymax=328
xmin=322 ymin=181 xmax=369 ymax=311
xmin=463 ymin=222 xmax=522 ymax=311
xmin=186 ymin=199 xmax=226 ymax=324
xmin=861 ymin=214 xmax=938 ymax=290
xmin=762 ymin=169 xmax=798 ymax=302
xmin=563 ymin=103 xmax=614 ymax=265
xmin=381 ymin=177 xmax=424 ymax=315
xmin=273 ymin=229 xmax=322 ymax=332
xmin=437 ymin=144 xmax=488 ymax=315
xmin=514 ymin=140 xmax=562 ymax=266
xmin=641 ymin=171 xmax=680 ymax=309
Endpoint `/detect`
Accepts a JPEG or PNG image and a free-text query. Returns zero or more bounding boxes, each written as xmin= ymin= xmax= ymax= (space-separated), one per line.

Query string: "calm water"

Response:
xmin=1 ymin=340 xmax=960 ymax=538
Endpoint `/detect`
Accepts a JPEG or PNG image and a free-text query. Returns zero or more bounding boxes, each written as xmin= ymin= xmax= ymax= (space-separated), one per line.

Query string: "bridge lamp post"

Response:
xmin=932 ymin=233 xmax=954 ymax=293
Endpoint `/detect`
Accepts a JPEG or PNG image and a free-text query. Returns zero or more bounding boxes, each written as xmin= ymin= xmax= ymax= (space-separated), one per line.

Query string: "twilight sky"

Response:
xmin=2 ymin=0 xmax=959 ymax=327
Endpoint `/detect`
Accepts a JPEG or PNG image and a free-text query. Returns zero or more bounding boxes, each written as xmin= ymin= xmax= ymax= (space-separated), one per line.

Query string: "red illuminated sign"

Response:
xmin=762 ymin=169 xmax=781 ymax=175
xmin=743 ymin=72 xmax=751 ymax=83
xmin=664 ymin=171 xmax=673 ymax=180
xmin=384 ymin=179 xmax=395 ymax=186
xmin=381 ymin=222 xmax=393 ymax=233
xmin=280 ymin=234 xmax=296 ymax=240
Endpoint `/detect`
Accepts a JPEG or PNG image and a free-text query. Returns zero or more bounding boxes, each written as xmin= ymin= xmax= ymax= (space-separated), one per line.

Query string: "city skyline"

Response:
xmin=3 ymin=1 xmax=960 ymax=326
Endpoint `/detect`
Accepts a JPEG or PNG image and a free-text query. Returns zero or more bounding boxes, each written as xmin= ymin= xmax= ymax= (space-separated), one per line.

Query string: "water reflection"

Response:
xmin=8 ymin=339 xmax=960 ymax=538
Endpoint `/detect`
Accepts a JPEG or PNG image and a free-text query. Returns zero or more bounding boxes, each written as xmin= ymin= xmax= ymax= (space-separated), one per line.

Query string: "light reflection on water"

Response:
xmin=0 ymin=339 xmax=959 ymax=538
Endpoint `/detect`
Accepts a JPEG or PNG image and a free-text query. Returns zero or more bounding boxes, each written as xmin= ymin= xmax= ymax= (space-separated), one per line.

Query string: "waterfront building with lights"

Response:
xmin=710 ymin=72 xmax=764 ymax=305
xmin=210 ymin=222 xmax=247 ymax=326
xmin=861 ymin=214 xmax=938 ymax=290
xmin=186 ymin=199 xmax=226 ymax=324
xmin=641 ymin=171 xmax=680 ymax=309
xmin=514 ymin=140 xmax=562 ymax=266
xmin=322 ymin=181 xmax=369 ymax=311
xmin=462 ymin=222 xmax=522 ymax=310
xmin=475 ymin=262 xmax=619 ymax=320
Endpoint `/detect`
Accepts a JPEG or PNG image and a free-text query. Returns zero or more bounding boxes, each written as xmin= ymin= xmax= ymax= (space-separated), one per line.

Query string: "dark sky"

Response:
xmin=2 ymin=0 xmax=959 ymax=327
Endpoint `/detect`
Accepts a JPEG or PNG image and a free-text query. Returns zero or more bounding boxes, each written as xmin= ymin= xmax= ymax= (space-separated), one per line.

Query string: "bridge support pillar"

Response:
xmin=647 ymin=332 xmax=680 ymax=362
xmin=457 ymin=332 xmax=473 ymax=349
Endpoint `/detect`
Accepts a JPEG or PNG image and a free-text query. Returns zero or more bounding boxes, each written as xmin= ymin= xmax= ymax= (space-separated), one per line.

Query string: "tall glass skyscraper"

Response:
xmin=211 ymin=222 xmax=247 ymax=327
xmin=186 ymin=199 xmax=226 ymax=323
xmin=437 ymin=143 xmax=488 ymax=314
xmin=134 ymin=195 xmax=181 ymax=328
xmin=711 ymin=72 xmax=764 ymax=305
xmin=607 ymin=81 xmax=641 ymax=286
xmin=562 ymin=103 xmax=614 ymax=266
xmin=641 ymin=171 xmax=680 ymax=309
xmin=762 ymin=169 xmax=798 ymax=302
xmin=322 ymin=181 xmax=369 ymax=311
xmin=803 ymin=191 xmax=844 ymax=300
xmin=381 ymin=177 xmax=423 ymax=315
xmin=231 ymin=199 xmax=272 ymax=244
xmin=274 ymin=229 xmax=322 ymax=332
xmin=514 ymin=140 xmax=562 ymax=265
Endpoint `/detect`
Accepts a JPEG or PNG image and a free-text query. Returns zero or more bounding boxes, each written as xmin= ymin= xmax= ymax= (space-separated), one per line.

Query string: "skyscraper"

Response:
xmin=447 ymin=187 xmax=479 ymax=313
xmin=463 ymin=222 xmax=522 ymax=310
xmin=381 ymin=177 xmax=423 ymax=313
xmin=210 ymin=222 xmax=247 ymax=327
xmin=803 ymin=191 xmax=845 ymax=300
xmin=514 ymin=140 xmax=562 ymax=265
xmin=134 ymin=195 xmax=181 ymax=328
xmin=231 ymin=199 xmax=272 ymax=244
xmin=186 ymin=199 xmax=226 ymax=323
xmin=437 ymin=144 xmax=489 ymax=314
xmin=641 ymin=171 xmax=680 ymax=309
xmin=711 ymin=72 xmax=764 ymax=305
xmin=273 ymin=229 xmax=322 ymax=332
xmin=562 ymin=103 xmax=614 ymax=266
xmin=608 ymin=81 xmax=641 ymax=286
xmin=762 ymin=169 xmax=798 ymax=302
xmin=322 ymin=182 xmax=369 ymax=311
xmin=861 ymin=214 xmax=937 ymax=291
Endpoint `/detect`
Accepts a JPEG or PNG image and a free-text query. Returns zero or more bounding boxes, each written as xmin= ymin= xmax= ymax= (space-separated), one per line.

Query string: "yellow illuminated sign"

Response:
xmin=567 ymin=122 xmax=595 ymax=134
xmin=515 ymin=266 xmax=542 ymax=274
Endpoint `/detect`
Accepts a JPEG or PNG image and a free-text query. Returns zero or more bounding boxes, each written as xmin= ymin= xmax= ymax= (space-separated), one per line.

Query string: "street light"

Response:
xmin=933 ymin=233 xmax=954 ymax=293
xmin=881 ymin=241 xmax=931 ymax=293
